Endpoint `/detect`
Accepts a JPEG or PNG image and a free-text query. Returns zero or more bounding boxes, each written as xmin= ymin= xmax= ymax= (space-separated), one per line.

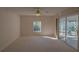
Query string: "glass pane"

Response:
xmin=66 ymin=15 xmax=78 ymax=49
xmin=59 ymin=18 xmax=66 ymax=41
xmin=33 ymin=21 xmax=41 ymax=32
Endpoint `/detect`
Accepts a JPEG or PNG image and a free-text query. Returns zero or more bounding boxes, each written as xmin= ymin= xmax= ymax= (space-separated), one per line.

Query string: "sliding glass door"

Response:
xmin=59 ymin=15 xmax=78 ymax=49
xmin=66 ymin=15 xmax=78 ymax=49
xmin=59 ymin=18 xmax=66 ymax=41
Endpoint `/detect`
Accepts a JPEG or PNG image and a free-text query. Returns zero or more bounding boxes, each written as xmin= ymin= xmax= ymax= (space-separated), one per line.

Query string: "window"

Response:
xmin=33 ymin=21 xmax=41 ymax=32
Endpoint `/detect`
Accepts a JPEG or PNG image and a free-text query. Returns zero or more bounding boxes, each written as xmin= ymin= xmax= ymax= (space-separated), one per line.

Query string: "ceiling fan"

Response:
xmin=35 ymin=7 xmax=41 ymax=16
xmin=32 ymin=7 xmax=48 ymax=16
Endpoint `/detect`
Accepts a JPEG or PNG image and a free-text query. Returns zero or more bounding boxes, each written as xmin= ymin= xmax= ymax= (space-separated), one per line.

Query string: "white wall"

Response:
xmin=0 ymin=11 xmax=20 ymax=51
xmin=20 ymin=16 xmax=57 ymax=38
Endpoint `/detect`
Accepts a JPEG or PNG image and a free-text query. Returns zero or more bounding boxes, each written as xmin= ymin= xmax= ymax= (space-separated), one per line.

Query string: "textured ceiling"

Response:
xmin=0 ymin=7 xmax=68 ymax=16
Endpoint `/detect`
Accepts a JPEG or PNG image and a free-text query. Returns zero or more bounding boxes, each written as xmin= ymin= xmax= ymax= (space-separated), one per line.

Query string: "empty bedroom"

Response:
xmin=0 ymin=7 xmax=79 ymax=52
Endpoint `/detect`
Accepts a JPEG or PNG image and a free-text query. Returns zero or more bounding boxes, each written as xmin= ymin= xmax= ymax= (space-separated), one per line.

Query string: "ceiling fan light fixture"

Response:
xmin=35 ymin=8 xmax=41 ymax=16
xmin=36 ymin=13 xmax=40 ymax=16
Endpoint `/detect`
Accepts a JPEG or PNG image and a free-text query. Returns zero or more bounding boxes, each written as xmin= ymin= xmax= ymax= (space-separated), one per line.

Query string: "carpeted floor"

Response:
xmin=2 ymin=36 xmax=76 ymax=52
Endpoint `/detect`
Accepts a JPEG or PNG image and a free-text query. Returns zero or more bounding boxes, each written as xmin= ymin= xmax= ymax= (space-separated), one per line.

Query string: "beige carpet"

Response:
xmin=2 ymin=36 xmax=76 ymax=52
